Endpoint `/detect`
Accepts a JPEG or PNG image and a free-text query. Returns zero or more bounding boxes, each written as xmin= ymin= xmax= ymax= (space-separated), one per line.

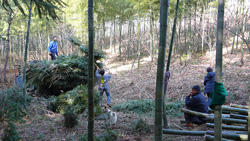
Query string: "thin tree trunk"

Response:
xmin=23 ymin=0 xmax=33 ymax=111
xmin=88 ymin=0 xmax=95 ymax=140
xmin=150 ymin=6 xmax=154 ymax=62
xmin=214 ymin=0 xmax=225 ymax=140
xmin=137 ymin=0 xmax=141 ymax=69
xmin=113 ymin=15 xmax=116 ymax=53
xmin=3 ymin=11 xmax=13 ymax=82
xmin=155 ymin=0 xmax=169 ymax=140
xmin=163 ymin=0 xmax=179 ymax=128
xmin=240 ymin=0 xmax=245 ymax=65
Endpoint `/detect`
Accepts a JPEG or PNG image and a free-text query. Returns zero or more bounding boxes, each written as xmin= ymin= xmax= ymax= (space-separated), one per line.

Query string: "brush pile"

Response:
xmin=26 ymin=37 xmax=105 ymax=96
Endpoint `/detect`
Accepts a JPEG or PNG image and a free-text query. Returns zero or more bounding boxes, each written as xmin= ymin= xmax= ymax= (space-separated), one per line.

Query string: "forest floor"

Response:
xmin=0 ymin=46 xmax=250 ymax=141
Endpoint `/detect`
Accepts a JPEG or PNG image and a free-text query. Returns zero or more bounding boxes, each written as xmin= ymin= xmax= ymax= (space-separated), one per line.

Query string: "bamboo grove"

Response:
xmin=0 ymin=1 xmax=249 ymax=79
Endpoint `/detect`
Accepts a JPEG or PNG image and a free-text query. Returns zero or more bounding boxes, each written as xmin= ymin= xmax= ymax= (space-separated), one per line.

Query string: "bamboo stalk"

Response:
xmin=155 ymin=0 xmax=170 ymax=140
xmin=206 ymin=123 xmax=247 ymax=131
xmin=206 ymin=116 xmax=247 ymax=124
xmin=230 ymin=113 xmax=248 ymax=120
xmin=222 ymin=106 xmax=248 ymax=115
xmin=163 ymin=129 xmax=206 ymax=136
xmin=230 ymin=104 xmax=248 ymax=109
xmin=206 ymin=131 xmax=248 ymax=140
xmin=205 ymin=134 xmax=233 ymax=141
xmin=181 ymin=108 xmax=230 ymax=118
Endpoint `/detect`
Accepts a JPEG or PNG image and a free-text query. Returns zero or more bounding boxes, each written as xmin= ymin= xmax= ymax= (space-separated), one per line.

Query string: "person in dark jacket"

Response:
xmin=184 ymin=85 xmax=208 ymax=126
xmin=204 ymin=67 xmax=215 ymax=104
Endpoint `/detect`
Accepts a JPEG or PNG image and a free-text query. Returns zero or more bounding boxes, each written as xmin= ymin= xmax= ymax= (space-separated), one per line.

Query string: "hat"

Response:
xmin=207 ymin=67 xmax=213 ymax=72
xmin=192 ymin=85 xmax=201 ymax=92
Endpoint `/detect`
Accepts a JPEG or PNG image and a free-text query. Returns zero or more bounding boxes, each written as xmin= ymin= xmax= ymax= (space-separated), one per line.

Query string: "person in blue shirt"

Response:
xmin=184 ymin=85 xmax=208 ymax=127
xmin=95 ymin=66 xmax=111 ymax=107
xmin=48 ymin=36 xmax=58 ymax=60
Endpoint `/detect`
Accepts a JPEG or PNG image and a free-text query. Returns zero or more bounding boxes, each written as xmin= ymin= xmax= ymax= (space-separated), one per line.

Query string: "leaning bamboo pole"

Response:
xmin=205 ymin=134 xmax=233 ymax=141
xmin=181 ymin=108 xmax=230 ymax=118
xmin=163 ymin=129 xmax=206 ymax=136
xmin=207 ymin=131 xmax=248 ymax=140
xmin=230 ymin=104 xmax=248 ymax=109
xmin=206 ymin=116 xmax=247 ymax=125
xmin=230 ymin=113 xmax=248 ymax=120
xmin=206 ymin=123 xmax=247 ymax=131
xmin=222 ymin=106 xmax=248 ymax=115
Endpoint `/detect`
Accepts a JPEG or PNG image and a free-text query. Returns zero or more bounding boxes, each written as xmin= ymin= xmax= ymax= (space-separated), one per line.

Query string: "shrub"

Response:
xmin=113 ymin=99 xmax=154 ymax=114
xmin=132 ymin=118 xmax=151 ymax=133
xmin=97 ymin=129 xmax=119 ymax=141
xmin=0 ymin=88 xmax=32 ymax=122
xmin=63 ymin=108 xmax=78 ymax=128
xmin=27 ymin=38 xmax=105 ymax=96
xmin=2 ymin=122 xmax=20 ymax=141
xmin=48 ymin=85 xmax=101 ymax=115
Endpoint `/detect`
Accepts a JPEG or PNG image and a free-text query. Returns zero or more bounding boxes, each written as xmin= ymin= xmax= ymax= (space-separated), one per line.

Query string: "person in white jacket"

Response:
xmin=95 ymin=67 xmax=111 ymax=106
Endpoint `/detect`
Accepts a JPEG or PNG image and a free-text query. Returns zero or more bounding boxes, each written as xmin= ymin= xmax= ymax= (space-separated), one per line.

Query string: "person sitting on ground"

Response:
xmin=95 ymin=67 xmax=111 ymax=107
xmin=204 ymin=67 xmax=215 ymax=104
xmin=184 ymin=85 xmax=208 ymax=127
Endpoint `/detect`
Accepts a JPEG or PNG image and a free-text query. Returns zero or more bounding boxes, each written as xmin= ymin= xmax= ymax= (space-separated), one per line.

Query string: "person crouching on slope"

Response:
xmin=96 ymin=67 xmax=111 ymax=107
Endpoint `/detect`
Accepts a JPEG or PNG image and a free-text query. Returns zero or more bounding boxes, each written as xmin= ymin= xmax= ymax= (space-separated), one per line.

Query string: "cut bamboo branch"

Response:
xmin=222 ymin=106 xmax=248 ymax=115
xmin=206 ymin=130 xmax=248 ymax=140
xmin=230 ymin=113 xmax=248 ymax=120
xmin=206 ymin=123 xmax=247 ymax=131
xmin=163 ymin=129 xmax=205 ymax=136
xmin=206 ymin=116 xmax=247 ymax=124
xmin=205 ymin=134 xmax=233 ymax=141
xmin=230 ymin=104 xmax=248 ymax=109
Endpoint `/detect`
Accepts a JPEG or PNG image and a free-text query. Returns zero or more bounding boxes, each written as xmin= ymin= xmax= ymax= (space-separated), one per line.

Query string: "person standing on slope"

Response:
xmin=96 ymin=66 xmax=111 ymax=107
xmin=204 ymin=67 xmax=215 ymax=104
xmin=48 ymin=36 xmax=58 ymax=60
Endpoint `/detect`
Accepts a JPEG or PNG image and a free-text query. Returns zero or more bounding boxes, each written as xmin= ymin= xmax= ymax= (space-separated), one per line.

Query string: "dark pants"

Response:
xmin=184 ymin=113 xmax=205 ymax=124
xmin=50 ymin=52 xmax=57 ymax=60
xmin=206 ymin=93 xmax=212 ymax=105
xmin=100 ymin=88 xmax=111 ymax=104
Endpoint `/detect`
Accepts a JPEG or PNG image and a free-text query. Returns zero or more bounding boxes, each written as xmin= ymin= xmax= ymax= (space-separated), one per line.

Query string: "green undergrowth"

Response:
xmin=48 ymin=85 xmax=102 ymax=115
xmin=113 ymin=99 xmax=184 ymax=117
xmin=0 ymin=88 xmax=32 ymax=123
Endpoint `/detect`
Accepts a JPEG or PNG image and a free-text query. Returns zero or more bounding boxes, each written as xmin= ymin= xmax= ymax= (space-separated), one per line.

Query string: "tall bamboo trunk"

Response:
xmin=23 ymin=0 xmax=33 ymax=111
xmin=214 ymin=0 xmax=225 ymax=140
xmin=150 ymin=6 xmax=154 ymax=62
xmin=163 ymin=0 xmax=179 ymax=128
xmin=102 ymin=16 xmax=105 ymax=50
xmin=88 ymin=0 xmax=95 ymax=140
xmin=155 ymin=0 xmax=169 ymax=140
xmin=3 ymin=11 xmax=13 ymax=83
xmin=113 ymin=15 xmax=116 ymax=53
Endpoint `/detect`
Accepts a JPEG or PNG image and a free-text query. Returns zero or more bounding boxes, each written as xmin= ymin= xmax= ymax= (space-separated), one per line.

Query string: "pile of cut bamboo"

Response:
xmin=163 ymin=103 xmax=249 ymax=141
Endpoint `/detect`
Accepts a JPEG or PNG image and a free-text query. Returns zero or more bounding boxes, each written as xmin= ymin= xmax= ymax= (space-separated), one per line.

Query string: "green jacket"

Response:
xmin=209 ymin=82 xmax=228 ymax=109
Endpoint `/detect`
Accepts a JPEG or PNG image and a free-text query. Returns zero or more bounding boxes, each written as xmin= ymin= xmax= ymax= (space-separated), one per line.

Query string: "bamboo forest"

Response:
xmin=1 ymin=0 xmax=250 ymax=140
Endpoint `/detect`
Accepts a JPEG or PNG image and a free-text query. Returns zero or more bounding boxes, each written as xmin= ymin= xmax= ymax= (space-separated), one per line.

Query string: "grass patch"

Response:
xmin=113 ymin=99 xmax=184 ymax=117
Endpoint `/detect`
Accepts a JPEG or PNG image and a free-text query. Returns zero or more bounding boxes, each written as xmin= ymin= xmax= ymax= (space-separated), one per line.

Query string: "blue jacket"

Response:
xmin=204 ymin=72 xmax=215 ymax=94
xmin=185 ymin=92 xmax=208 ymax=114
xmin=95 ymin=70 xmax=111 ymax=90
xmin=48 ymin=41 xmax=58 ymax=55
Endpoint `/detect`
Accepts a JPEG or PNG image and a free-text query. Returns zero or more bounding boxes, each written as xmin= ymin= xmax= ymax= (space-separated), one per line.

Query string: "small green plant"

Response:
xmin=97 ymin=129 xmax=119 ymax=141
xmin=132 ymin=118 xmax=151 ymax=133
xmin=0 ymin=88 xmax=32 ymax=122
xmin=165 ymin=101 xmax=185 ymax=117
xmin=2 ymin=122 xmax=21 ymax=141
xmin=63 ymin=108 xmax=78 ymax=128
